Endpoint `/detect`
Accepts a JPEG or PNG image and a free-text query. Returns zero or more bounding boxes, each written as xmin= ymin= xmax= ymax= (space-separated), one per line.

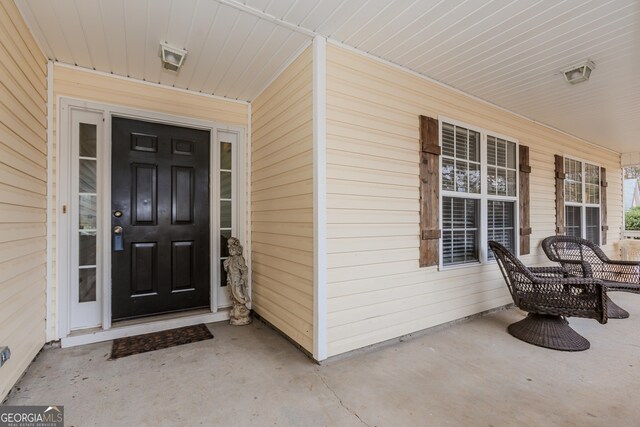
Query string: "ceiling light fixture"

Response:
xmin=561 ymin=60 xmax=595 ymax=85
xmin=159 ymin=43 xmax=187 ymax=72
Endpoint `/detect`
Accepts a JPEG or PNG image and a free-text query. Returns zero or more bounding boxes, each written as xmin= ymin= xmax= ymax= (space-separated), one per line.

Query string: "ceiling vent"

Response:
xmin=160 ymin=43 xmax=187 ymax=72
xmin=561 ymin=60 xmax=595 ymax=84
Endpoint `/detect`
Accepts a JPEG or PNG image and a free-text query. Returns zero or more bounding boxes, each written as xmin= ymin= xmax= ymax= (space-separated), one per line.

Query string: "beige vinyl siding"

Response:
xmin=49 ymin=65 xmax=248 ymax=338
xmin=0 ymin=0 xmax=48 ymax=400
xmin=325 ymin=44 xmax=622 ymax=357
xmin=251 ymin=46 xmax=314 ymax=352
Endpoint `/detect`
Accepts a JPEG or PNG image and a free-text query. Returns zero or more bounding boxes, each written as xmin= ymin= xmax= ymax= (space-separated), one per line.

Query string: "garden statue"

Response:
xmin=223 ymin=237 xmax=251 ymax=325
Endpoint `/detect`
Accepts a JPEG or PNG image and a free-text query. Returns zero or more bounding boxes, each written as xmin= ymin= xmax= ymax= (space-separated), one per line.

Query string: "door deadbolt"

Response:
xmin=113 ymin=210 xmax=123 ymax=218
xmin=113 ymin=226 xmax=124 ymax=251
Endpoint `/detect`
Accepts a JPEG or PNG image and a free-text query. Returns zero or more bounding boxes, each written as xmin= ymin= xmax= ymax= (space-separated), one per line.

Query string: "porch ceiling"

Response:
xmin=16 ymin=0 xmax=640 ymax=154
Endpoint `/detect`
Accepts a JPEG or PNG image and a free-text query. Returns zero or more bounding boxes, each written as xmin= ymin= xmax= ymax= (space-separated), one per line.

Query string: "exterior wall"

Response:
xmin=325 ymin=44 xmax=622 ymax=357
xmin=50 ymin=65 xmax=248 ymax=338
xmin=251 ymin=47 xmax=314 ymax=352
xmin=0 ymin=1 xmax=48 ymax=400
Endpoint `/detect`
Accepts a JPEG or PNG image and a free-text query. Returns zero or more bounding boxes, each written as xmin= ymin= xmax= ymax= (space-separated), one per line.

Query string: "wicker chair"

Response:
xmin=542 ymin=235 xmax=640 ymax=319
xmin=489 ymin=241 xmax=607 ymax=351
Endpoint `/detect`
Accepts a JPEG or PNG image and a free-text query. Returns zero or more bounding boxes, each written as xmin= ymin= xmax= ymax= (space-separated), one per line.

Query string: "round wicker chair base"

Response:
xmin=507 ymin=313 xmax=590 ymax=351
xmin=606 ymin=296 xmax=629 ymax=319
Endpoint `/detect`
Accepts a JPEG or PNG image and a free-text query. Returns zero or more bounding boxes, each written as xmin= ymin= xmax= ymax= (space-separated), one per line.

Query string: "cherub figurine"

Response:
xmin=223 ymin=237 xmax=251 ymax=325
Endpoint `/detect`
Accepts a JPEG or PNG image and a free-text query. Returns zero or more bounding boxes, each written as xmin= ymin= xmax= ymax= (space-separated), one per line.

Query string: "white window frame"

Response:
xmin=438 ymin=117 xmax=520 ymax=269
xmin=216 ymin=130 xmax=241 ymax=309
xmin=563 ymin=155 xmax=601 ymax=243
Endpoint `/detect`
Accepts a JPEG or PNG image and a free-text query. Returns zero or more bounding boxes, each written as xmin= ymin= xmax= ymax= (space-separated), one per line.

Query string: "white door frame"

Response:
xmin=58 ymin=97 xmax=246 ymax=345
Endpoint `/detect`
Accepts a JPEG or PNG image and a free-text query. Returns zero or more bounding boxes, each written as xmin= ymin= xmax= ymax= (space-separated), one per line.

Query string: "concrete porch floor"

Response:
xmin=5 ymin=293 xmax=640 ymax=426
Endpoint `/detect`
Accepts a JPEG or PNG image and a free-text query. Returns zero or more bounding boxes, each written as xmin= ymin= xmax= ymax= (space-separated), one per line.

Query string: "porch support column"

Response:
xmin=312 ymin=35 xmax=328 ymax=361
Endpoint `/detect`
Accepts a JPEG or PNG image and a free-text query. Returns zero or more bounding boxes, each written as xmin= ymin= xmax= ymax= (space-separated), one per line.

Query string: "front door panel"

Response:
xmin=111 ymin=118 xmax=210 ymax=321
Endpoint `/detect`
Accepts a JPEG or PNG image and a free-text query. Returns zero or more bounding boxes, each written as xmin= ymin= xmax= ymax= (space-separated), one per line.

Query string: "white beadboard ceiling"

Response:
xmin=16 ymin=0 xmax=640 ymax=154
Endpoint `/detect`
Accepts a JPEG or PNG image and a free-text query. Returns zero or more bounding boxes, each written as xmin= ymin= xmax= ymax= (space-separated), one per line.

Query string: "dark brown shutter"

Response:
xmin=420 ymin=115 xmax=440 ymax=267
xmin=519 ymin=145 xmax=531 ymax=255
xmin=555 ymin=155 xmax=565 ymax=234
xmin=600 ymin=167 xmax=608 ymax=245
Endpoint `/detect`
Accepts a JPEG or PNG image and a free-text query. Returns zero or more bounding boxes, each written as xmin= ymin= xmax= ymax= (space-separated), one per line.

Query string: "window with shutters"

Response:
xmin=564 ymin=157 xmax=601 ymax=244
xmin=440 ymin=120 xmax=519 ymax=267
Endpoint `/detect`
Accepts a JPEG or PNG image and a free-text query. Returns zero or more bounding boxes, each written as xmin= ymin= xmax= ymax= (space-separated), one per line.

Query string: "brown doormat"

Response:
xmin=110 ymin=324 xmax=213 ymax=359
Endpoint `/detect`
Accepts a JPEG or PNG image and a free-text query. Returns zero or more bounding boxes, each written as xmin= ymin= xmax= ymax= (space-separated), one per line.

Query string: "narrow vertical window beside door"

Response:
xmin=220 ymin=141 xmax=233 ymax=291
xmin=78 ymin=123 xmax=98 ymax=303
xmin=68 ymin=108 xmax=103 ymax=330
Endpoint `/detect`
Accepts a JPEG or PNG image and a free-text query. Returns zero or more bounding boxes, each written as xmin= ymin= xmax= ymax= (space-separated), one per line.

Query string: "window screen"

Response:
xmin=565 ymin=206 xmax=582 ymax=238
xmin=586 ymin=207 xmax=600 ymax=244
xmin=487 ymin=201 xmax=515 ymax=259
xmin=442 ymin=197 xmax=479 ymax=265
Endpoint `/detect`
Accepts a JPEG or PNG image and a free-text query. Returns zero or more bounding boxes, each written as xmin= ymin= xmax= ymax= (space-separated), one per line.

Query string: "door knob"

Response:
xmin=113 ymin=210 xmax=123 ymax=218
xmin=113 ymin=226 xmax=123 ymax=234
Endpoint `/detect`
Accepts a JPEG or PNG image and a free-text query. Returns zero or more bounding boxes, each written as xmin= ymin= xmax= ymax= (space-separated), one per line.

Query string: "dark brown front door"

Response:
xmin=111 ymin=117 xmax=210 ymax=321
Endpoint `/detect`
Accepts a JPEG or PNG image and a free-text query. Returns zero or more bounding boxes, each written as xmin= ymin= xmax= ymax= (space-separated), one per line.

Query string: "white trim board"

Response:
xmin=45 ymin=60 xmax=54 ymax=341
xmin=246 ymin=102 xmax=252 ymax=309
xmin=56 ymin=96 xmax=247 ymax=340
xmin=312 ymin=36 xmax=328 ymax=362
xmin=56 ymin=95 xmax=71 ymax=337
xmin=61 ymin=310 xmax=230 ymax=348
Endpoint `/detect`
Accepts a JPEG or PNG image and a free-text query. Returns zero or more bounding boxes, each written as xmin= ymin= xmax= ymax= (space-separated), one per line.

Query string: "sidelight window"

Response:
xmin=67 ymin=107 xmax=104 ymax=331
xmin=219 ymin=141 xmax=233 ymax=288
xmin=78 ymin=123 xmax=98 ymax=303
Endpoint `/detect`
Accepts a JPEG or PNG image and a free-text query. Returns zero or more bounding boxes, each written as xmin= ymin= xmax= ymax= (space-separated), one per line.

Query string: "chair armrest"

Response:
xmin=603 ymin=259 xmax=640 ymax=267
xmin=529 ymin=266 xmax=568 ymax=278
